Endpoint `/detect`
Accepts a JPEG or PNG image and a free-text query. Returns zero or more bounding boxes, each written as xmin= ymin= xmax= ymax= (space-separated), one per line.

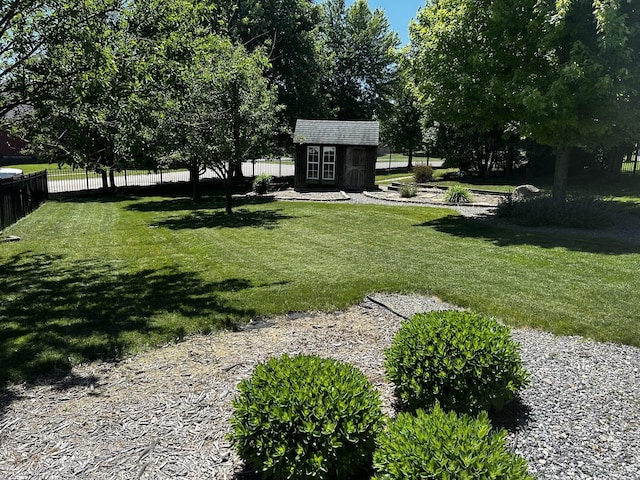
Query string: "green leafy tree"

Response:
xmin=517 ymin=0 xmax=640 ymax=201
xmin=411 ymin=0 xmax=640 ymax=202
xmin=380 ymin=56 xmax=423 ymax=171
xmin=320 ymin=0 xmax=400 ymax=120
xmin=410 ymin=0 xmax=534 ymax=178
xmin=0 ymin=0 xmax=60 ymax=120
xmin=15 ymin=0 xmax=131 ymax=191
xmin=157 ymin=37 xmax=281 ymax=212
xmin=221 ymin=0 xmax=325 ymax=129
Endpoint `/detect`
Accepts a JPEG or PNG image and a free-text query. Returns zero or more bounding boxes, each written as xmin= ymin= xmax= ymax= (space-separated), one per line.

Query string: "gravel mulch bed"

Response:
xmin=1 ymin=293 xmax=638 ymax=479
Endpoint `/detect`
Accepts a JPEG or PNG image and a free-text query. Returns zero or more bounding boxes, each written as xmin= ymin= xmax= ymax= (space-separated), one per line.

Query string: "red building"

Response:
xmin=0 ymin=131 xmax=27 ymax=158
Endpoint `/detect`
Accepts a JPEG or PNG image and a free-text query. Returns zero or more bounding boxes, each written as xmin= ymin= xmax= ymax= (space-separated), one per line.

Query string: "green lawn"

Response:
xmin=2 ymin=195 xmax=639 ymax=384
xmin=2 ymin=163 xmax=50 ymax=174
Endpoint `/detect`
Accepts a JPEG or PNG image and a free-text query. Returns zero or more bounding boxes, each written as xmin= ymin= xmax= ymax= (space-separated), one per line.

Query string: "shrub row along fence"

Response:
xmin=0 ymin=171 xmax=48 ymax=230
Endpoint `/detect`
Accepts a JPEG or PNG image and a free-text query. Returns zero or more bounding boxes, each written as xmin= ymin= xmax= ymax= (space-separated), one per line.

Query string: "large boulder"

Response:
xmin=512 ymin=184 xmax=541 ymax=201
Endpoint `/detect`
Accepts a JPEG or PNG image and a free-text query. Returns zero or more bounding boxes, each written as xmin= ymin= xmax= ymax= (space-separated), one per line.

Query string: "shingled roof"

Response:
xmin=294 ymin=119 xmax=379 ymax=146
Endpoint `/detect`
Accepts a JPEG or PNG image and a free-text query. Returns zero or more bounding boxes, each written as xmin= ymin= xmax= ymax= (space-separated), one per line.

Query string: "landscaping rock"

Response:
xmin=512 ymin=184 xmax=541 ymax=201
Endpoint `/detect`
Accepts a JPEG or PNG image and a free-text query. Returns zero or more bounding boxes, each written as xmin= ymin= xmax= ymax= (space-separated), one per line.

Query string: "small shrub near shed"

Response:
xmin=444 ymin=184 xmax=474 ymax=203
xmin=252 ymin=173 xmax=273 ymax=194
xmin=384 ymin=310 xmax=529 ymax=415
xmin=229 ymin=354 xmax=384 ymax=480
xmin=413 ymin=164 xmax=433 ymax=183
xmin=373 ymin=404 xmax=535 ymax=480
xmin=399 ymin=184 xmax=418 ymax=198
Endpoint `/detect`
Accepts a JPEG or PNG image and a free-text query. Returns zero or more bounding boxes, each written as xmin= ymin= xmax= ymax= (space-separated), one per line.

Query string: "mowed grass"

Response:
xmin=1 ymin=194 xmax=639 ymax=384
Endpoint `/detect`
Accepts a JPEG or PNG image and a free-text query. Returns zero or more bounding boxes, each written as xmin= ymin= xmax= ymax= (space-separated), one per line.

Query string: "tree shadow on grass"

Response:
xmin=155 ymin=208 xmax=294 ymax=230
xmin=0 ymin=252 xmax=257 ymax=392
xmin=415 ymin=214 xmax=639 ymax=255
xmin=125 ymin=195 xmax=276 ymax=213
xmin=124 ymin=195 xmax=225 ymax=212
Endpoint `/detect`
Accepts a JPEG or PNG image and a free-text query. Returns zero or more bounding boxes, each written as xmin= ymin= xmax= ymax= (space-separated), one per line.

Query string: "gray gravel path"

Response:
xmin=368 ymin=293 xmax=640 ymax=480
xmin=0 ymin=294 xmax=638 ymax=479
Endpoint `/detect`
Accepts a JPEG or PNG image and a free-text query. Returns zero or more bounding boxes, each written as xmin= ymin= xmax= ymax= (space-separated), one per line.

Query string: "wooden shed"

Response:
xmin=293 ymin=119 xmax=379 ymax=191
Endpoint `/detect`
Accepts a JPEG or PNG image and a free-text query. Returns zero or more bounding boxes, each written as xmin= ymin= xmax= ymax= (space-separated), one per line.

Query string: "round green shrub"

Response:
xmin=229 ymin=354 xmax=384 ymax=480
xmin=413 ymin=164 xmax=433 ymax=183
xmin=373 ymin=404 xmax=535 ymax=480
xmin=399 ymin=184 xmax=418 ymax=198
xmin=444 ymin=184 xmax=474 ymax=203
xmin=384 ymin=310 xmax=529 ymax=414
xmin=252 ymin=173 xmax=273 ymax=194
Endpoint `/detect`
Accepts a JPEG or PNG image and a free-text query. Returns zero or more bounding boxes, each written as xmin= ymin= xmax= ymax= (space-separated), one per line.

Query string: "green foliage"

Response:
xmin=398 ymin=184 xmax=418 ymax=198
xmin=252 ymin=174 xmax=273 ymax=194
xmin=384 ymin=310 xmax=529 ymax=414
xmin=410 ymin=0 xmax=640 ymax=201
xmin=320 ymin=0 xmax=400 ymax=120
xmin=413 ymin=164 xmax=433 ymax=183
xmin=373 ymin=404 xmax=535 ymax=480
xmin=444 ymin=185 xmax=473 ymax=203
xmin=229 ymin=354 xmax=384 ymax=480
xmin=496 ymin=195 xmax=616 ymax=229
xmin=380 ymin=61 xmax=423 ymax=160
xmin=221 ymin=0 xmax=324 ymax=127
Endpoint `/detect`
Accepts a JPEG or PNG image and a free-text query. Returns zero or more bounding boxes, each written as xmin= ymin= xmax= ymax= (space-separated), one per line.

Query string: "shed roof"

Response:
xmin=294 ymin=119 xmax=379 ymax=146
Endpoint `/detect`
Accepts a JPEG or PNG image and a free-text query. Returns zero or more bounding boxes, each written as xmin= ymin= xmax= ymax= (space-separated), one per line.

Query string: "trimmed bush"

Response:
xmin=399 ymin=184 xmax=418 ymax=198
xmin=373 ymin=404 xmax=535 ymax=480
xmin=413 ymin=164 xmax=433 ymax=183
xmin=444 ymin=184 xmax=474 ymax=203
xmin=384 ymin=310 xmax=528 ymax=414
xmin=229 ymin=354 xmax=384 ymax=480
xmin=496 ymin=195 xmax=616 ymax=228
xmin=252 ymin=173 xmax=273 ymax=194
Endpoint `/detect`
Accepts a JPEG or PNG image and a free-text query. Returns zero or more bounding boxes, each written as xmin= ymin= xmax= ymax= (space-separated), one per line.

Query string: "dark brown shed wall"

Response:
xmin=294 ymin=144 xmax=376 ymax=191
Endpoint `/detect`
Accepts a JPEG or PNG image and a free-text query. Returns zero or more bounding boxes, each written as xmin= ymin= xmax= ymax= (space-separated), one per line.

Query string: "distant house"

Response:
xmin=0 ymin=131 xmax=31 ymax=167
xmin=293 ymin=119 xmax=379 ymax=191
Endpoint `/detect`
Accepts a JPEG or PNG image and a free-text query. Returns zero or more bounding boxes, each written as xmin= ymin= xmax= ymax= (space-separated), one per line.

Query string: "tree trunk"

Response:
xmin=231 ymin=161 xmax=244 ymax=183
xmin=108 ymin=167 xmax=116 ymax=193
xmin=190 ymin=165 xmax=201 ymax=202
xmin=506 ymin=140 xmax=514 ymax=179
xmin=553 ymin=144 xmax=571 ymax=206
xmin=100 ymin=170 xmax=109 ymax=194
xmin=407 ymin=149 xmax=413 ymax=172
xmin=605 ymin=144 xmax=629 ymax=181
xmin=225 ymin=163 xmax=235 ymax=215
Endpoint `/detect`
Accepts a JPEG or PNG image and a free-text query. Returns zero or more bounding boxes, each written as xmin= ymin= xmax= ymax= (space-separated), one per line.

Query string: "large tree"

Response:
xmin=411 ymin=0 xmax=640 ymax=203
xmin=517 ymin=0 xmax=640 ymax=201
xmin=320 ymin=0 xmax=400 ymax=120
xmin=220 ymin=0 xmax=325 ymax=129
xmin=380 ymin=58 xmax=423 ymax=171
xmin=15 ymin=0 xmax=132 ymax=191
xmin=157 ymin=36 xmax=281 ymax=212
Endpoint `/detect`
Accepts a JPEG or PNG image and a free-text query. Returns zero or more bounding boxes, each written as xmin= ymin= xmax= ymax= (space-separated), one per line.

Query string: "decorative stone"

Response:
xmin=512 ymin=184 xmax=541 ymax=201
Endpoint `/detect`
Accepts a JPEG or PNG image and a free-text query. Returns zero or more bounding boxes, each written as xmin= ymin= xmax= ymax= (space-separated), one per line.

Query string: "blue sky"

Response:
xmin=349 ymin=0 xmax=426 ymax=45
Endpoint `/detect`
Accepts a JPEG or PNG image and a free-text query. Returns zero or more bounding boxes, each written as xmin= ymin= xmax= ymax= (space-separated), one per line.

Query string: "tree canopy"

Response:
xmin=320 ymin=0 xmax=400 ymax=120
xmin=221 ymin=0 xmax=324 ymax=128
xmin=411 ymin=0 xmax=640 ymax=201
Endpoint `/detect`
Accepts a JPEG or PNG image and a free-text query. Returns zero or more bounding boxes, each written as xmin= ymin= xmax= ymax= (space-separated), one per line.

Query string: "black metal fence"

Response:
xmin=46 ymin=167 xmax=191 ymax=193
xmin=46 ymin=160 xmax=297 ymax=194
xmin=0 ymin=171 xmax=48 ymax=230
xmin=621 ymin=152 xmax=639 ymax=176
